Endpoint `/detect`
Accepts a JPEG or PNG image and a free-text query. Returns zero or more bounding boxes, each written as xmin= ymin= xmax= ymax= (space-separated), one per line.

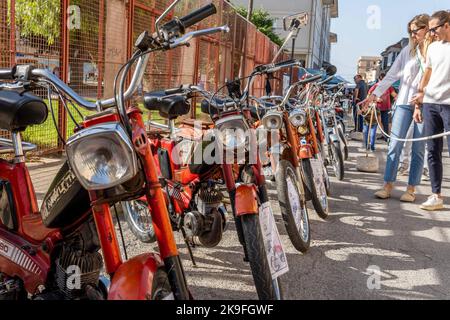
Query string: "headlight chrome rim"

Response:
xmin=289 ymin=109 xmax=307 ymax=127
xmin=262 ymin=110 xmax=283 ymax=130
xmin=66 ymin=122 xmax=138 ymax=191
xmin=215 ymin=115 xmax=250 ymax=151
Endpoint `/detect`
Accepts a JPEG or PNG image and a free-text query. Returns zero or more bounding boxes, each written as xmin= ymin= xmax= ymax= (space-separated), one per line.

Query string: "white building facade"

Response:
xmin=230 ymin=0 xmax=339 ymax=68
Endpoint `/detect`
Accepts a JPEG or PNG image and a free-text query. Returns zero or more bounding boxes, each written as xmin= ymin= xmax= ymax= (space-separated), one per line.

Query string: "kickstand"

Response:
xmin=180 ymin=228 xmax=197 ymax=267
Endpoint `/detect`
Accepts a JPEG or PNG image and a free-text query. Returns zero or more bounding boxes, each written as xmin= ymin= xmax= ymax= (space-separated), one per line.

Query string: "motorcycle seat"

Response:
xmin=248 ymin=105 xmax=268 ymax=119
xmin=0 ymin=90 xmax=48 ymax=132
xmin=143 ymin=91 xmax=190 ymax=120
xmin=200 ymin=97 xmax=235 ymax=116
xmin=201 ymin=97 xmax=270 ymax=120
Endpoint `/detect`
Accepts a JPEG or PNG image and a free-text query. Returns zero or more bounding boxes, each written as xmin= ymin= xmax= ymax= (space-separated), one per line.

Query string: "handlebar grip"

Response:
xmin=180 ymin=3 xmax=217 ymax=29
xmin=0 ymin=67 xmax=15 ymax=80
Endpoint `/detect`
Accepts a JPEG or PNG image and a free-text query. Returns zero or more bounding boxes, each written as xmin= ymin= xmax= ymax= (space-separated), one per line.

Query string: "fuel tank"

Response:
xmin=40 ymin=161 xmax=91 ymax=229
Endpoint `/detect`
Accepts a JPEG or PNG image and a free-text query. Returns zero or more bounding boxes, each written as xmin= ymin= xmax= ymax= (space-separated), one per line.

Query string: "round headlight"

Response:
xmin=66 ymin=123 xmax=138 ymax=190
xmin=289 ymin=109 xmax=307 ymax=127
xmin=262 ymin=111 xmax=283 ymax=130
xmin=215 ymin=115 xmax=249 ymax=151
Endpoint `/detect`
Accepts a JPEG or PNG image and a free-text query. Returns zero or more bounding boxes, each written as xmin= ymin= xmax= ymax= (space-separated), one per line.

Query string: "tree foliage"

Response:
xmin=8 ymin=0 xmax=61 ymax=45
xmin=235 ymin=6 xmax=283 ymax=46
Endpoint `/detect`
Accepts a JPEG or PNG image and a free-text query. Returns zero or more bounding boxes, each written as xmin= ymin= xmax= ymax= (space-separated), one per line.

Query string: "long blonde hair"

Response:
xmin=407 ymin=14 xmax=432 ymax=57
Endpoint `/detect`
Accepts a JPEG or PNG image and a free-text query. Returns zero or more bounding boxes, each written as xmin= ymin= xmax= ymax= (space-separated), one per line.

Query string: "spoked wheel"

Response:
xmin=275 ymin=160 xmax=310 ymax=253
xmin=329 ymin=142 xmax=345 ymax=181
xmin=121 ymin=200 xmax=156 ymax=243
xmin=240 ymin=214 xmax=283 ymax=300
xmin=301 ymin=158 xmax=330 ymax=219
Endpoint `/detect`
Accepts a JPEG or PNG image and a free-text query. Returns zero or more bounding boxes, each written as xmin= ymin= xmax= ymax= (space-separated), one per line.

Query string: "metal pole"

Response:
xmin=97 ymin=0 xmax=105 ymax=99
xmin=58 ymin=0 xmax=70 ymax=151
xmin=246 ymin=0 xmax=253 ymax=20
xmin=10 ymin=0 xmax=15 ymax=65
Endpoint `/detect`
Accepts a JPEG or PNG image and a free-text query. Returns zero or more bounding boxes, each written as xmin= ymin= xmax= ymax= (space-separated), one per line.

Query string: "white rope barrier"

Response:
xmin=356 ymin=104 xmax=450 ymax=142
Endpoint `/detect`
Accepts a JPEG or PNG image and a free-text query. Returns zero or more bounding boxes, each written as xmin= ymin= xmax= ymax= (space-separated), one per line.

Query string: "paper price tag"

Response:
xmin=259 ymin=202 xmax=289 ymax=280
xmin=310 ymin=158 xmax=327 ymax=205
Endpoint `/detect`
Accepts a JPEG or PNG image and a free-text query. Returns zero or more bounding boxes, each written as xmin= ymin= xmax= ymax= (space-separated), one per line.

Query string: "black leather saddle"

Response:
xmin=0 ymin=90 xmax=48 ymax=132
xmin=143 ymin=91 xmax=190 ymax=120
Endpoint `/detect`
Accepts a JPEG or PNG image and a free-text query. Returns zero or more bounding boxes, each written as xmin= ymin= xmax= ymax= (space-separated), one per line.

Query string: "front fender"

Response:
xmin=108 ymin=253 xmax=164 ymax=300
xmin=235 ymin=184 xmax=259 ymax=217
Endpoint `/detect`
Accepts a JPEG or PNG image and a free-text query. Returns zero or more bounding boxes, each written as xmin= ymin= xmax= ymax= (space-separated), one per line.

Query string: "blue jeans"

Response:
xmin=363 ymin=124 xmax=377 ymax=151
xmin=353 ymin=103 xmax=364 ymax=132
xmin=380 ymin=110 xmax=390 ymax=136
xmin=423 ymin=103 xmax=450 ymax=194
xmin=384 ymin=105 xmax=425 ymax=186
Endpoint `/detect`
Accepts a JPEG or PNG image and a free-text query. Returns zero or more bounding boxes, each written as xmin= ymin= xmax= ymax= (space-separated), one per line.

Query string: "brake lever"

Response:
xmin=169 ymin=25 xmax=230 ymax=49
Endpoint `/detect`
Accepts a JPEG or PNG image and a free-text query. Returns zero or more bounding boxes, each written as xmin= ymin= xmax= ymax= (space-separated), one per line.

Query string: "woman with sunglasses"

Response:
xmin=411 ymin=10 xmax=450 ymax=211
xmin=360 ymin=14 xmax=433 ymax=203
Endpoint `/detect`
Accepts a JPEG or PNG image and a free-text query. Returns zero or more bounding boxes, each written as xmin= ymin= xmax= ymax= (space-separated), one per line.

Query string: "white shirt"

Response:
xmin=373 ymin=45 xmax=424 ymax=106
xmin=424 ymin=41 xmax=450 ymax=105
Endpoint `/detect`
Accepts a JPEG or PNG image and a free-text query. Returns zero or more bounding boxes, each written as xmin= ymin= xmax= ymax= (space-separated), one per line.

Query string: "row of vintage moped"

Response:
xmin=0 ymin=0 xmax=348 ymax=300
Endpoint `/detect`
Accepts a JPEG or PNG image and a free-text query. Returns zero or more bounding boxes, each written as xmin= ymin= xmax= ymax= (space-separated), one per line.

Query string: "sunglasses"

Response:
xmin=410 ymin=26 xmax=425 ymax=35
xmin=428 ymin=23 xmax=445 ymax=35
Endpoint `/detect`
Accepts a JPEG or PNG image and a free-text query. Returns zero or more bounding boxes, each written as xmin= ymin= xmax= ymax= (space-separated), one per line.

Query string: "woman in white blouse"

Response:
xmin=360 ymin=14 xmax=433 ymax=202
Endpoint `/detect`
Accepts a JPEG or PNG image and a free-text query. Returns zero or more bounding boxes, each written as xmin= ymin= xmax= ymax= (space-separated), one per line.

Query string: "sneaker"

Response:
xmin=420 ymin=195 xmax=444 ymax=211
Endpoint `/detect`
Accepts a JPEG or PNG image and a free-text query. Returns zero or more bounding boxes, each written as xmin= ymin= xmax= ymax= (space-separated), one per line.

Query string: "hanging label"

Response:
xmin=259 ymin=202 xmax=289 ymax=280
xmin=310 ymin=158 xmax=328 ymax=208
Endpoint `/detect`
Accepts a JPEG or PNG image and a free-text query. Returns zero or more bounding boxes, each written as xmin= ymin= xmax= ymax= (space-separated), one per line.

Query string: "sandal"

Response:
xmin=375 ymin=188 xmax=391 ymax=199
xmin=400 ymin=190 xmax=416 ymax=203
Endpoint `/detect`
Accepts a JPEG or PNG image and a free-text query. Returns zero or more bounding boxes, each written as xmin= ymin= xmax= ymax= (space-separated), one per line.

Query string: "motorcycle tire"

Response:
xmin=275 ymin=160 xmax=310 ymax=253
xmin=240 ymin=214 xmax=283 ymax=300
xmin=150 ymin=267 xmax=177 ymax=300
xmin=330 ymin=142 xmax=345 ymax=181
xmin=337 ymin=122 xmax=349 ymax=160
xmin=301 ymin=158 xmax=330 ymax=219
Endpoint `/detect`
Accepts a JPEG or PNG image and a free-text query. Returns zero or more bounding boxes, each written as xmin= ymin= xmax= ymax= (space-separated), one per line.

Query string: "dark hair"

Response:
xmin=379 ymin=72 xmax=386 ymax=78
xmin=431 ymin=10 xmax=450 ymax=25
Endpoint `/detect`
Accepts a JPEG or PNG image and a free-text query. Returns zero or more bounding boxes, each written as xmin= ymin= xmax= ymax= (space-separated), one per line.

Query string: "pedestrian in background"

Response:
xmin=412 ymin=10 xmax=450 ymax=211
xmin=360 ymin=14 xmax=432 ymax=203
xmin=353 ymin=75 xmax=367 ymax=132
xmin=368 ymin=72 xmax=398 ymax=138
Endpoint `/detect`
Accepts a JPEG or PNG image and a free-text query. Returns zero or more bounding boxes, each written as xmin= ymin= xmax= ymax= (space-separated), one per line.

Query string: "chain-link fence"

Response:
xmin=0 ymin=0 xmax=290 ymax=155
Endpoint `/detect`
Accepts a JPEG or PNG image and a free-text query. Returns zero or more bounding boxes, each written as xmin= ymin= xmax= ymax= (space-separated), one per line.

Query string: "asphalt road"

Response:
xmin=31 ymin=136 xmax=450 ymax=300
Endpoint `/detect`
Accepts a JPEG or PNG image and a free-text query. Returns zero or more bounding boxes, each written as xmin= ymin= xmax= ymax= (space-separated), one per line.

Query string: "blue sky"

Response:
xmin=330 ymin=0 xmax=450 ymax=81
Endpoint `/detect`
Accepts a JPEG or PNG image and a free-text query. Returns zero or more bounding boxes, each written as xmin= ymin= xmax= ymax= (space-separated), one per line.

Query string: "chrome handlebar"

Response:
xmin=2 ymin=25 xmax=229 ymax=113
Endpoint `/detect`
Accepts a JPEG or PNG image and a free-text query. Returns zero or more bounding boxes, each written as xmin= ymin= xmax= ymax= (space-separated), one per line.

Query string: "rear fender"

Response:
xmin=234 ymin=184 xmax=258 ymax=217
xmin=108 ymin=253 xmax=164 ymax=300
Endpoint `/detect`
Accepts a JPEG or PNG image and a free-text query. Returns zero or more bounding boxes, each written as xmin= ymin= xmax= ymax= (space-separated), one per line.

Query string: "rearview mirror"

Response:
xmin=283 ymin=12 xmax=308 ymax=31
